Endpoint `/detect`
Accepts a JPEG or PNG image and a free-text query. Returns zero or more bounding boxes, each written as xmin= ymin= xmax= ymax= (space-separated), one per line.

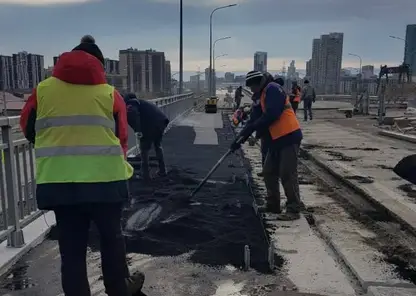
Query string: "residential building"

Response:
xmin=310 ymin=38 xmax=321 ymax=88
xmin=104 ymin=58 xmax=119 ymax=74
xmin=361 ymin=65 xmax=374 ymax=79
xmin=165 ymin=61 xmax=171 ymax=94
xmin=224 ymin=72 xmax=235 ymax=83
xmin=287 ymin=60 xmax=296 ymax=80
xmin=311 ymin=33 xmax=343 ymax=94
xmin=0 ymin=55 xmax=14 ymax=90
xmin=204 ymin=67 xmax=210 ymax=90
xmin=53 ymin=56 xmax=60 ymax=66
xmin=12 ymin=52 xmax=29 ymax=89
xmin=27 ymin=53 xmax=44 ymax=88
xmin=305 ymin=59 xmax=312 ymax=79
xmin=119 ymin=48 xmax=167 ymax=96
xmin=405 ymin=24 xmax=416 ymax=75
xmin=254 ymin=51 xmax=267 ymax=72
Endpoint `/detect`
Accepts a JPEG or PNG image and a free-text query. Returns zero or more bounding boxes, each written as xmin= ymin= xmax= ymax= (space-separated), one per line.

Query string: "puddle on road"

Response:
xmin=0 ymin=262 xmax=36 ymax=291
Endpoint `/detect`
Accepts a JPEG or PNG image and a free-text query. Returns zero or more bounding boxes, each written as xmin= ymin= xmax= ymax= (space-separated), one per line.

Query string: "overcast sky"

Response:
xmin=0 ymin=0 xmax=414 ymax=72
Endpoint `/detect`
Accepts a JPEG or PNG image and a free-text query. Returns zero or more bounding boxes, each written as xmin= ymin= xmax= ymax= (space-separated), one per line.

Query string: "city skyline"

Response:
xmin=0 ymin=0 xmax=414 ymax=72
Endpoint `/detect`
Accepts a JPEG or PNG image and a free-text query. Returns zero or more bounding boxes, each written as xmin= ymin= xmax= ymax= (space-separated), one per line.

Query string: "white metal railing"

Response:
xmin=0 ymin=92 xmax=200 ymax=248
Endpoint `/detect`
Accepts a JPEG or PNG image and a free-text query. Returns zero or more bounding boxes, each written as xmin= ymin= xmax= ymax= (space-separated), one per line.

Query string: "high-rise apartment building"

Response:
xmin=53 ymin=56 xmax=60 ymax=66
xmin=12 ymin=52 xmax=30 ymax=89
xmin=224 ymin=72 xmax=235 ymax=83
xmin=405 ymin=24 xmax=416 ymax=75
xmin=0 ymin=55 xmax=15 ymax=90
xmin=361 ymin=65 xmax=374 ymax=79
xmin=104 ymin=58 xmax=119 ymax=74
xmin=27 ymin=53 xmax=44 ymax=88
xmin=310 ymin=33 xmax=343 ymax=94
xmin=310 ymin=38 xmax=321 ymax=88
xmin=287 ymin=60 xmax=296 ymax=80
xmin=305 ymin=59 xmax=312 ymax=78
xmin=204 ymin=67 xmax=210 ymax=90
xmin=254 ymin=52 xmax=267 ymax=72
xmin=119 ymin=48 xmax=167 ymax=96
xmin=165 ymin=61 xmax=171 ymax=94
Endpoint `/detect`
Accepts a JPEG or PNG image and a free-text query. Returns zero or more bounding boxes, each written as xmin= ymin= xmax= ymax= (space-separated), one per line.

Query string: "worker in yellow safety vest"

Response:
xmin=230 ymin=71 xmax=303 ymax=221
xmin=19 ymin=36 xmax=144 ymax=296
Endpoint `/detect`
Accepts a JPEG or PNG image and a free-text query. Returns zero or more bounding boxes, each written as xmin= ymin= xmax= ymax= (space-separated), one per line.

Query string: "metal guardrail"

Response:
xmin=0 ymin=92 xmax=197 ymax=248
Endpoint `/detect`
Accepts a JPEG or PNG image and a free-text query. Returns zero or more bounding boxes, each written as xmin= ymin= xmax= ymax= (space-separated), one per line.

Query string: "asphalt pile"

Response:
xmin=121 ymin=157 xmax=272 ymax=273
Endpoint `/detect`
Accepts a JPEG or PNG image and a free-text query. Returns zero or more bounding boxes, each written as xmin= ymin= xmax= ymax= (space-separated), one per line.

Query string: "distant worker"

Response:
xmin=234 ymin=86 xmax=244 ymax=109
xmin=124 ymin=93 xmax=169 ymax=181
xmin=289 ymin=81 xmax=301 ymax=113
xmin=232 ymin=106 xmax=250 ymax=127
xmin=20 ymin=38 xmax=144 ymax=296
xmin=301 ymin=79 xmax=316 ymax=121
xmin=230 ymin=71 xmax=303 ymax=220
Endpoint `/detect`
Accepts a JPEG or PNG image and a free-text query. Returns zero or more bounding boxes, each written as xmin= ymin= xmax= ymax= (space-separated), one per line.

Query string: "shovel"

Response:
xmin=394 ymin=154 xmax=416 ymax=185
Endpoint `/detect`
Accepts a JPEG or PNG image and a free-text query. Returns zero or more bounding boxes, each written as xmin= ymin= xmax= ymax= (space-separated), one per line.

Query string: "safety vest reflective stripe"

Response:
xmin=35 ymin=115 xmax=115 ymax=132
xmin=35 ymin=145 xmax=123 ymax=158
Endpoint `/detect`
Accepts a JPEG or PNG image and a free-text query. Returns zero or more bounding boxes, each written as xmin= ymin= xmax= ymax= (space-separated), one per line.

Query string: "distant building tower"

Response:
xmin=254 ymin=51 xmax=267 ymax=72
xmin=405 ymin=24 xmax=416 ymax=76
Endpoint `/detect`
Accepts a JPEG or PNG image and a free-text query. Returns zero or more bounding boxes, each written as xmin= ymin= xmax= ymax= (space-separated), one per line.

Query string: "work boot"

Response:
xmin=127 ymin=271 xmax=145 ymax=295
xmin=276 ymin=211 xmax=301 ymax=221
xmin=264 ymin=197 xmax=281 ymax=214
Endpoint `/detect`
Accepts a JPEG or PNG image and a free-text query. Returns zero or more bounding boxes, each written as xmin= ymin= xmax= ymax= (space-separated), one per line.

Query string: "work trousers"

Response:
xmin=140 ymin=130 xmax=166 ymax=179
xmin=260 ymin=138 xmax=268 ymax=166
xmin=290 ymin=101 xmax=299 ymax=114
xmin=54 ymin=203 xmax=130 ymax=296
xmin=303 ymin=99 xmax=313 ymax=121
xmin=262 ymin=144 xmax=301 ymax=213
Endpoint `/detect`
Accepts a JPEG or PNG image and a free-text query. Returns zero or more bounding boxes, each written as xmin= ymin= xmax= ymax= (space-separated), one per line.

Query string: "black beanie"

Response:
xmin=72 ymin=42 xmax=105 ymax=65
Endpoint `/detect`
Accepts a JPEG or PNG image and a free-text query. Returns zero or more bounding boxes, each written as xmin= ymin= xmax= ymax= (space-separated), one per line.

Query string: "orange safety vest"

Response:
xmin=260 ymin=82 xmax=301 ymax=140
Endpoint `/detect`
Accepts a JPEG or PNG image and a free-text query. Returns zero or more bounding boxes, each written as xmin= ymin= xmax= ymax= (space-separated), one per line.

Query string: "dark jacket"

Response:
xmin=20 ymin=50 xmax=130 ymax=210
xmin=124 ymin=95 xmax=169 ymax=140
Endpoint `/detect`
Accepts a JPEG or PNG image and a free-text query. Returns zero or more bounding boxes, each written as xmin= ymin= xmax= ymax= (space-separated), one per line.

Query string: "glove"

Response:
xmin=230 ymin=138 xmax=243 ymax=152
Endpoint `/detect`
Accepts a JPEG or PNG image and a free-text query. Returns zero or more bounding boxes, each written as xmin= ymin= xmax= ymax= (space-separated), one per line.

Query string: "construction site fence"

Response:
xmin=0 ymin=92 xmax=198 ymax=248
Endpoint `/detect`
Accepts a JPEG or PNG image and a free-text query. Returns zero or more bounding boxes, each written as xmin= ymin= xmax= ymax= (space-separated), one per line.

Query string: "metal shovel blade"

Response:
xmin=394 ymin=154 xmax=416 ymax=185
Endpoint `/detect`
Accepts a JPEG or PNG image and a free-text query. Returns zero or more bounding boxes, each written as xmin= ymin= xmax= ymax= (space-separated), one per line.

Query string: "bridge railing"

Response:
xmin=0 ymin=92 xmax=198 ymax=248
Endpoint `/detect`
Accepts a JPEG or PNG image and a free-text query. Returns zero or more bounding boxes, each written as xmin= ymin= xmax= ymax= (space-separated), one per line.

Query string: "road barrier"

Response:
xmin=0 ymin=92 xmax=198 ymax=248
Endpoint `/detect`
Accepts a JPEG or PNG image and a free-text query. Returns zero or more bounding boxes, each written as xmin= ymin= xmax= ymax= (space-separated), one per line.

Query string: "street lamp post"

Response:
xmin=179 ymin=0 xmax=183 ymax=94
xmin=213 ymin=54 xmax=228 ymax=92
xmin=209 ymin=4 xmax=237 ymax=97
xmin=389 ymin=35 xmax=407 ymax=64
xmin=212 ymin=36 xmax=231 ymax=96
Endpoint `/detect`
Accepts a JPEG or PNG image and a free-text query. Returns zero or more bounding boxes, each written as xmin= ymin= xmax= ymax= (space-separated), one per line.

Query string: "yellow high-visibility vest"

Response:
xmin=35 ymin=77 xmax=133 ymax=184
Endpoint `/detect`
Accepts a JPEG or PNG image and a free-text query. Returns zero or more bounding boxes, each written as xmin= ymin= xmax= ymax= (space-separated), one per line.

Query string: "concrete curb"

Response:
xmin=0 ymin=212 xmax=55 ymax=278
xmin=300 ymin=147 xmax=416 ymax=235
xmin=311 ymin=218 xmax=416 ymax=292
xmin=378 ymin=129 xmax=416 ymax=143
xmin=367 ymin=286 xmax=416 ymax=296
